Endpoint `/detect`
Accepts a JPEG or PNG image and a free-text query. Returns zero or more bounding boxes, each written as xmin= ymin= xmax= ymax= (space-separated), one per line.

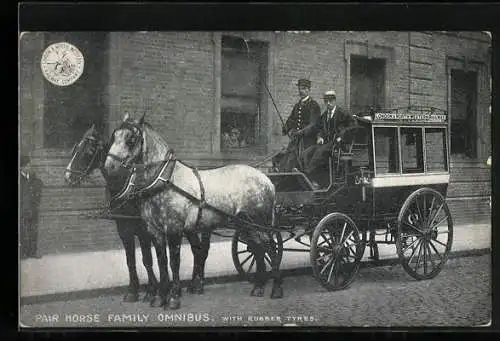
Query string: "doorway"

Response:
xmin=450 ymin=69 xmax=478 ymax=159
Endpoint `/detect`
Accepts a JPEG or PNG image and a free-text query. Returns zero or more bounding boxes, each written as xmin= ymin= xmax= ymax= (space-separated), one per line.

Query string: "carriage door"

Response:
xmin=43 ymin=32 xmax=108 ymax=149
xmin=350 ymin=55 xmax=386 ymax=114
xmin=450 ymin=69 xmax=478 ymax=159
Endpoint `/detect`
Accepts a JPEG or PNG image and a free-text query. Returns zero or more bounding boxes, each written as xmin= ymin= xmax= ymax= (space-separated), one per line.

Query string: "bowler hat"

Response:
xmin=297 ymin=78 xmax=311 ymax=88
xmin=323 ymin=90 xmax=337 ymax=99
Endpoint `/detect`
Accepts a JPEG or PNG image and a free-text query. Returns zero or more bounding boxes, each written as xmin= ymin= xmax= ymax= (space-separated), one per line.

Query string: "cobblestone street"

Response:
xmin=20 ymin=254 xmax=491 ymax=328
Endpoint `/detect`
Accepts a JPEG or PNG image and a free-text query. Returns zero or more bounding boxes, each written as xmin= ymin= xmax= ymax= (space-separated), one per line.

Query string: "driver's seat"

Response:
xmin=330 ymin=126 xmax=361 ymax=182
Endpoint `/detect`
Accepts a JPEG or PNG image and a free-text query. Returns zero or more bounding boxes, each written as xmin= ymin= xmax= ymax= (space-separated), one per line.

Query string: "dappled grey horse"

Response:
xmin=104 ymin=113 xmax=283 ymax=310
xmin=64 ymin=124 xmax=210 ymax=306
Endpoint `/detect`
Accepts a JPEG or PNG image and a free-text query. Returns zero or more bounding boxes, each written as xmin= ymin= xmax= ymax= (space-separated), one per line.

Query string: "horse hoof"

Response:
xmin=271 ymin=287 xmax=284 ymax=299
xmin=187 ymin=284 xmax=204 ymax=295
xmin=168 ymin=297 xmax=181 ymax=310
xmin=250 ymin=287 xmax=265 ymax=297
xmin=123 ymin=292 xmax=139 ymax=303
xmin=149 ymin=295 xmax=164 ymax=308
xmin=143 ymin=290 xmax=156 ymax=303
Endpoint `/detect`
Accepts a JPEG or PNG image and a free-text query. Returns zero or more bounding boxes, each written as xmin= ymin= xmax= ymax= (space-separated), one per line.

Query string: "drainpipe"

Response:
xmin=408 ymin=32 xmax=411 ymax=108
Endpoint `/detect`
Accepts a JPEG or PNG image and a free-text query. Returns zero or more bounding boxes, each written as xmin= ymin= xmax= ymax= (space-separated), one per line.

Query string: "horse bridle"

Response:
xmin=66 ymin=135 xmax=106 ymax=182
xmin=106 ymin=121 xmax=144 ymax=170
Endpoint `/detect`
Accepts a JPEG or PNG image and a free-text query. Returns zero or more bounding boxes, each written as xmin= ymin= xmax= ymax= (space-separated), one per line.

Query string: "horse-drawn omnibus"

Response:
xmin=66 ymin=106 xmax=453 ymax=308
xmin=232 ymin=106 xmax=453 ymax=291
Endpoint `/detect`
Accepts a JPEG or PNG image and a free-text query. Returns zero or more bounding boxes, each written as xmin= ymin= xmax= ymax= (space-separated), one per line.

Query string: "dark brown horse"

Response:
xmin=64 ymin=124 xmax=209 ymax=305
xmin=104 ymin=114 xmax=284 ymax=310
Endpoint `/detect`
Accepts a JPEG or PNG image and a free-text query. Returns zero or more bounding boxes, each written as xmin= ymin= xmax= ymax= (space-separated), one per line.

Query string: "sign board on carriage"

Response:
xmin=372 ymin=107 xmax=448 ymax=124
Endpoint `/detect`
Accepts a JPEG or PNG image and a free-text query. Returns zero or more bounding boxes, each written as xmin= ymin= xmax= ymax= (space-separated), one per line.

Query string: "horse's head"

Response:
xmin=104 ymin=112 xmax=146 ymax=177
xmin=64 ymin=123 xmax=106 ymax=187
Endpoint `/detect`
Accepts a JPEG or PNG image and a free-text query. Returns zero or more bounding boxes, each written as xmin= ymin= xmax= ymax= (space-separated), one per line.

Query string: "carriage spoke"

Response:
xmin=334 ymin=258 xmax=343 ymax=286
xmin=429 ymin=240 xmax=444 ymax=261
xmin=347 ymin=245 xmax=357 ymax=258
xmin=403 ymin=221 xmax=425 ymax=235
xmin=316 ymin=253 xmax=331 ymax=263
xmin=341 ymin=230 xmax=354 ymax=245
xmin=339 ymin=222 xmax=347 ymax=244
xmin=407 ymin=239 xmax=422 ymax=265
xmin=426 ymin=196 xmax=436 ymax=226
xmin=427 ymin=203 xmax=444 ymax=229
xmin=425 ymin=241 xmax=437 ymax=269
xmin=430 ymin=214 xmax=449 ymax=230
xmin=264 ymin=254 xmax=272 ymax=268
xmin=413 ymin=240 xmax=424 ymax=272
xmin=432 ymin=238 xmax=448 ymax=249
xmin=248 ymin=257 xmax=256 ymax=273
xmin=402 ymin=236 xmax=419 ymax=254
xmin=240 ymin=253 xmax=253 ymax=267
xmin=423 ymin=195 xmax=427 ymax=225
xmin=320 ymin=233 xmax=334 ymax=248
xmin=415 ymin=198 xmax=423 ymax=225
xmin=237 ymin=249 xmax=249 ymax=254
xmin=423 ymin=240 xmax=428 ymax=274
xmin=327 ymin=256 xmax=338 ymax=284
xmin=320 ymin=256 xmax=335 ymax=276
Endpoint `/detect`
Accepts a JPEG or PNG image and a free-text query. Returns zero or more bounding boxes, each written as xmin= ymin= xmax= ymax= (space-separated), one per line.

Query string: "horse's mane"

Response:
xmin=142 ymin=122 xmax=170 ymax=163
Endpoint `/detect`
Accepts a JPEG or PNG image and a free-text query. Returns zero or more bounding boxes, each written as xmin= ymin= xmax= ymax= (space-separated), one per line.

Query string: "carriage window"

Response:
xmin=374 ymin=127 xmax=399 ymax=174
xmin=220 ymin=36 xmax=268 ymax=151
xmin=425 ymin=128 xmax=448 ymax=172
xmin=400 ymin=128 xmax=424 ymax=174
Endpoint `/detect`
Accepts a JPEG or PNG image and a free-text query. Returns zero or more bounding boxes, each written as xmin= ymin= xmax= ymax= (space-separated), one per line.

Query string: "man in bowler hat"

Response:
xmin=275 ymin=78 xmax=321 ymax=172
xmin=301 ymin=90 xmax=356 ymax=188
xmin=20 ymin=155 xmax=43 ymax=259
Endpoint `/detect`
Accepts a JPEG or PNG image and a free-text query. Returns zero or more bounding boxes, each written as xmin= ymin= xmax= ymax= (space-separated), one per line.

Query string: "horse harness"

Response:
xmin=66 ymin=136 xmax=106 ymax=183
xmin=107 ymin=120 xmax=283 ymax=234
xmin=107 ymin=119 xmax=208 ymax=228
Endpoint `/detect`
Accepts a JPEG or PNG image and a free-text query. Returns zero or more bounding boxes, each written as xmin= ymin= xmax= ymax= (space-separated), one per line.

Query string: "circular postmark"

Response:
xmin=41 ymin=42 xmax=85 ymax=86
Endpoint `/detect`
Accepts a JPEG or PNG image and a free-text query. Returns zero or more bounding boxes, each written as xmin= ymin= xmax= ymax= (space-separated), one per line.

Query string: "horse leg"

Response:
xmin=150 ymin=235 xmax=170 ymax=308
xmin=185 ymin=231 xmax=204 ymax=294
xmin=167 ymin=233 xmax=183 ymax=310
xmin=268 ymin=233 xmax=284 ymax=299
xmin=116 ymin=220 xmax=139 ymax=302
xmin=137 ymin=223 xmax=159 ymax=303
xmin=246 ymin=231 xmax=267 ymax=297
xmin=199 ymin=231 xmax=211 ymax=288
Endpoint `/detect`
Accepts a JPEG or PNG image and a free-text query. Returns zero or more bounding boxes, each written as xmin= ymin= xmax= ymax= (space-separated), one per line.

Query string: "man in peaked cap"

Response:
xmin=301 ymin=89 xmax=356 ymax=188
xmin=275 ymin=78 xmax=322 ymax=172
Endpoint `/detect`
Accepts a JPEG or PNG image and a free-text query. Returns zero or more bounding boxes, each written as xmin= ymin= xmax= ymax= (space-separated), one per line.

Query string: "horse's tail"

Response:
xmin=271 ymin=196 xmax=277 ymax=229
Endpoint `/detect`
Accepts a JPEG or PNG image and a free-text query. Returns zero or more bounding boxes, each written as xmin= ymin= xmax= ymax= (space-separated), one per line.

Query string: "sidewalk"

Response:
xmin=20 ymin=223 xmax=491 ymax=299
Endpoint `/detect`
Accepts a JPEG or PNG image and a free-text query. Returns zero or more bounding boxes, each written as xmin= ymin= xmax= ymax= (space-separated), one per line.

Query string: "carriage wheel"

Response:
xmin=396 ymin=188 xmax=453 ymax=281
xmin=310 ymin=213 xmax=364 ymax=291
xmin=231 ymin=230 xmax=284 ymax=281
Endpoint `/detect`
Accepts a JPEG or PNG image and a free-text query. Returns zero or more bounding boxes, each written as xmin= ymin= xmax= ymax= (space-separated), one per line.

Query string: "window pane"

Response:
xmin=220 ymin=36 xmax=267 ymax=151
xmin=374 ymin=127 xmax=399 ymax=174
xmin=221 ymin=53 xmax=260 ymax=98
xmin=425 ymin=128 xmax=448 ymax=172
xmin=401 ymin=128 xmax=424 ymax=173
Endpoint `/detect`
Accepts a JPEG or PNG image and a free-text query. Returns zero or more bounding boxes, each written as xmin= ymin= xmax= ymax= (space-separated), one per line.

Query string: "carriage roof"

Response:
xmin=354 ymin=106 xmax=449 ymax=127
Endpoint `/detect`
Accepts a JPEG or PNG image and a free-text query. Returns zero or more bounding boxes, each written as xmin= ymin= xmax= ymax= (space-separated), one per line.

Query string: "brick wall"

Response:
xmin=20 ymin=31 xmax=491 ymax=256
xmin=107 ymin=32 xmax=215 ymax=155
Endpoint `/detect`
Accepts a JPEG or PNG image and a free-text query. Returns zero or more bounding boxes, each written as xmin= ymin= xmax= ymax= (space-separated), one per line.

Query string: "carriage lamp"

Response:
xmin=355 ymin=167 xmax=372 ymax=202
